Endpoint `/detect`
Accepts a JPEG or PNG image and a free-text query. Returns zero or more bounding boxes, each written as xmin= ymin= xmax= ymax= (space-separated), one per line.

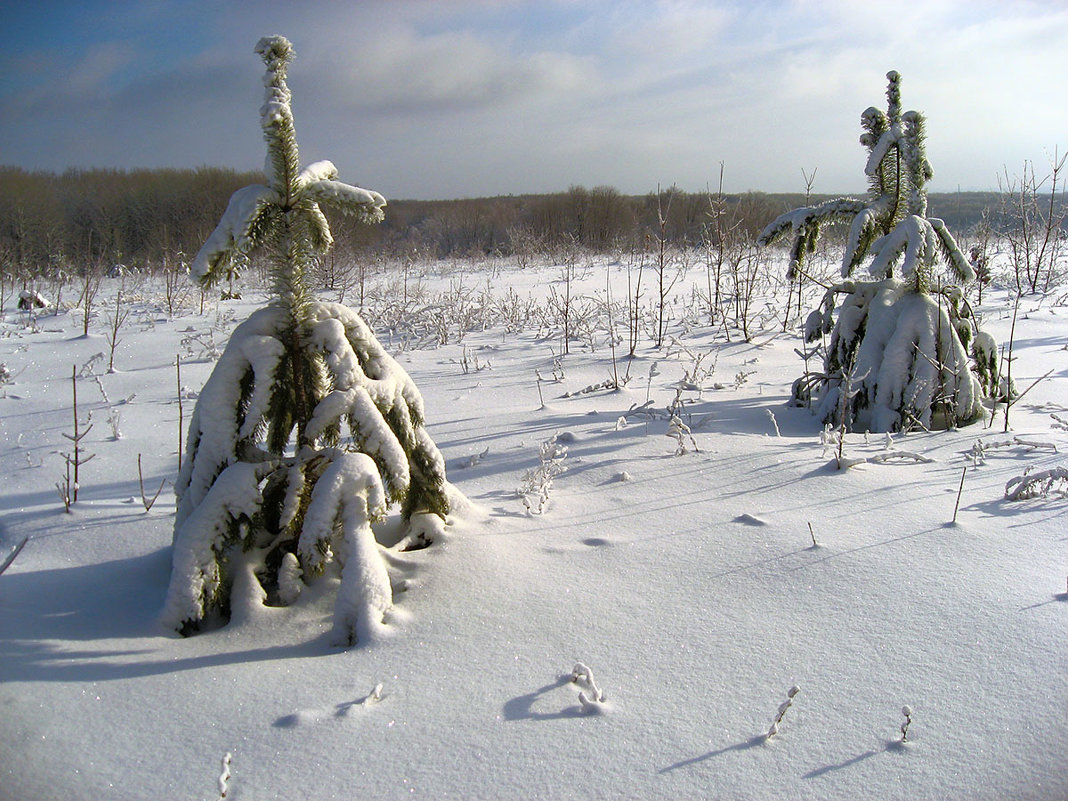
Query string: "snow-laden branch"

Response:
xmin=1005 ymin=466 xmax=1068 ymax=500
xmin=303 ymin=180 xmax=387 ymax=222
xmin=161 ymin=461 xmax=268 ymax=631
xmin=867 ymin=215 xmax=935 ymax=281
xmin=190 ymin=185 xmax=277 ymax=284
xmin=297 ymin=450 xmax=390 ymax=645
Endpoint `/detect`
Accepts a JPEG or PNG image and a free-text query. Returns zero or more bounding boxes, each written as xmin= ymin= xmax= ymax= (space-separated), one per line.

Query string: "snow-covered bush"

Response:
xmin=517 ymin=434 xmax=568 ymax=514
xmin=760 ymin=72 xmax=1003 ymax=433
xmin=162 ymin=36 xmax=450 ymax=645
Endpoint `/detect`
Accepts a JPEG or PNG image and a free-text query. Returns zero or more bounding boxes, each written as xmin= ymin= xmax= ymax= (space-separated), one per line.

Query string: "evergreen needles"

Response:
xmin=162 ymin=36 xmax=451 ymax=645
xmin=760 ymin=72 xmax=1004 ymax=433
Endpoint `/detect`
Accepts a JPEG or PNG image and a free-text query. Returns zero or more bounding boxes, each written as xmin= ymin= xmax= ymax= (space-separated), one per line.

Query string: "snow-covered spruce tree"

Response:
xmin=760 ymin=71 xmax=1002 ymax=433
xmin=161 ymin=36 xmax=450 ymax=645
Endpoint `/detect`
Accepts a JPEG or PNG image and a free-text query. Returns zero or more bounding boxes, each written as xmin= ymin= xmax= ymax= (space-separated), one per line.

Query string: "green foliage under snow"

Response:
xmin=162 ymin=36 xmax=450 ymax=644
xmin=760 ymin=71 xmax=1005 ymax=433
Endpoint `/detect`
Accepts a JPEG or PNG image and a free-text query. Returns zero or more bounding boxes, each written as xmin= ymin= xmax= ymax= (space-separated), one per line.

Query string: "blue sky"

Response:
xmin=2 ymin=0 xmax=1066 ymax=199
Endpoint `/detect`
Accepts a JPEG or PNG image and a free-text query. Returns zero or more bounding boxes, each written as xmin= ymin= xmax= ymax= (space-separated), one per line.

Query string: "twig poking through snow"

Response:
xmin=216 ymin=752 xmax=232 ymax=800
xmin=1004 ymin=466 xmax=1068 ymax=500
xmin=899 ymin=705 xmax=913 ymax=743
xmin=865 ymin=450 xmax=935 ymax=465
xmin=667 ymin=414 xmax=698 ymax=455
xmin=571 ymin=662 xmax=607 ymax=712
xmin=952 ymin=466 xmax=967 ymax=524
xmin=518 ymin=435 xmax=568 ymax=514
xmin=766 ymin=685 xmax=801 ymax=739
xmin=137 ymin=454 xmax=166 ymax=512
xmin=459 ymin=446 xmax=489 ymax=469
xmin=0 ymin=537 xmax=29 ymax=577
xmin=766 ymin=409 xmax=781 ymax=437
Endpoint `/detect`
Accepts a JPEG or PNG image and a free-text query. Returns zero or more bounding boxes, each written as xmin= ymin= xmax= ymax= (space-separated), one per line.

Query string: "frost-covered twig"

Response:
xmin=571 ymin=662 xmax=607 ymax=712
xmin=518 ymin=435 xmax=568 ymax=514
xmin=899 ymin=705 xmax=913 ymax=743
xmin=766 ymin=685 xmax=801 ymax=739
xmin=180 ymin=329 xmax=221 ymax=361
xmin=364 ymin=682 xmax=384 ymax=705
xmin=77 ymin=352 xmax=105 ymax=378
xmin=1012 ymin=436 xmax=1058 ymax=452
xmin=0 ymin=537 xmax=28 ymax=577
xmin=216 ymin=752 xmax=232 ymax=800
xmin=766 ymin=409 xmax=781 ymax=437
xmin=0 ymin=362 xmax=12 ymax=397
xmin=820 ymin=424 xmax=841 ymax=458
xmin=645 ymin=361 xmax=660 ymax=403
xmin=623 ymin=399 xmax=658 ymax=420
xmin=77 ymin=352 xmax=109 ymax=403
xmin=864 ymin=450 xmax=935 ymax=465
xmin=107 ymin=407 xmax=122 ymax=440
xmin=667 ymin=414 xmax=698 ymax=455
xmin=458 ymin=446 xmax=489 ymax=469
xmin=459 ymin=345 xmax=490 ymax=375
xmin=1004 ymin=466 xmax=1068 ymax=500
xmin=733 ymin=369 xmax=756 ymax=389
xmin=968 ymin=435 xmax=1058 ymax=466
xmin=138 ymin=454 xmax=166 ymax=512
xmin=563 ymin=378 xmax=617 ymax=398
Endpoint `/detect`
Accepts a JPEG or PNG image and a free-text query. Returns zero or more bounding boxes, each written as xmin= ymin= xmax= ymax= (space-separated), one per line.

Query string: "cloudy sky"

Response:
xmin=2 ymin=0 xmax=1066 ymax=199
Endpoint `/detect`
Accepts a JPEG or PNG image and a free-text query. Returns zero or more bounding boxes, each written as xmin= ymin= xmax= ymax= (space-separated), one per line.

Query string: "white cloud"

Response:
xmin=67 ymin=41 xmax=137 ymax=93
xmin=3 ymin=0 xmax=1066 ymax=197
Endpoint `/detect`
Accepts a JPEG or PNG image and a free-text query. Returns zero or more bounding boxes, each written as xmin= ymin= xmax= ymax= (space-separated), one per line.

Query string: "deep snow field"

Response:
xmin=0 ymin=254 xmax=1065 ymax=801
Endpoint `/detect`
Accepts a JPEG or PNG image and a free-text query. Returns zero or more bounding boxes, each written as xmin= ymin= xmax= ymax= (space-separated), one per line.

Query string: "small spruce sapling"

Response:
xmin=760 ymin=71 xmax=1002 ymax=433
xmin=162 ymin=37 xmax=450 ymax=645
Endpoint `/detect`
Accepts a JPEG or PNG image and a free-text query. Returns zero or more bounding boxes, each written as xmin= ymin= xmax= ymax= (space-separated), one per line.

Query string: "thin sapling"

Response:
xmin=162 ymin=37 xmax=450 ymax=645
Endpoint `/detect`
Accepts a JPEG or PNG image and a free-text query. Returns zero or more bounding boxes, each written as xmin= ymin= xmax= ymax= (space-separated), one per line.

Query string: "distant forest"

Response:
xmin=0 ymin=165 xmax=1018 ymax=276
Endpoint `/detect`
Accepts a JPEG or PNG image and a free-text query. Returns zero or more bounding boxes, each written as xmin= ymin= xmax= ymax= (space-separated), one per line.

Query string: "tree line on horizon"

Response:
xmin=0 ymin=164 xmax=1014 ymax=278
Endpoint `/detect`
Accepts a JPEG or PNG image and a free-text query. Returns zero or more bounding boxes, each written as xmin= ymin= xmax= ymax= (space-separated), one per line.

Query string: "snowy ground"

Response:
xmin=1 ymin=256 xmax=1066 ymax=800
